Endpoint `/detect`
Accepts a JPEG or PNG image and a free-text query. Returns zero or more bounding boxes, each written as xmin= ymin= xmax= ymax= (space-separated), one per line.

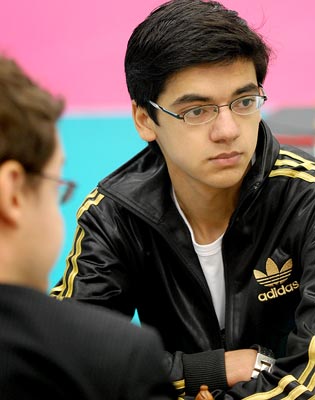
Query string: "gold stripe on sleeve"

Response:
xmin=50 ymin=189 xmax=105 ymax=298
xmin=243 ymin=337 xmax=315 ymax=400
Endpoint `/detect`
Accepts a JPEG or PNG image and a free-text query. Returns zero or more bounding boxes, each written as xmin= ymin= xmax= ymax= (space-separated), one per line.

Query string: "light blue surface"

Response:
xmin=50 ymin=114 xmax=146 ymax=292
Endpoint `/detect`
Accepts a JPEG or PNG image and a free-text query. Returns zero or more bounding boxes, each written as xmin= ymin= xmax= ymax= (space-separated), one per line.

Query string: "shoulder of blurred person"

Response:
xmin=0 ymin=283 xmax=176 ymax=399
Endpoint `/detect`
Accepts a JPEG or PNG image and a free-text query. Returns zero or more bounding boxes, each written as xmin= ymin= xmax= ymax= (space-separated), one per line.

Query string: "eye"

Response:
xmin=186 ymin=107 xmax=204 ymax=118
xmin=185 ymin=105 xmax=216 ymax=120
xmin=233 ymin=96 xmax=256 ymax=110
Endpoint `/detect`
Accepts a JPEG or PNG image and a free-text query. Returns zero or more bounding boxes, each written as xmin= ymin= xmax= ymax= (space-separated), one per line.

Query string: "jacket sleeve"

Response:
xmin=165 ymin=349 xmax=228 ymax=398
xmin=50 ymin=188 xmax=138 ymax=317
xmin=171 ymin=337 xmax=315 ymax=400
xmin=217 ymin=339 xmax=315 ymax=400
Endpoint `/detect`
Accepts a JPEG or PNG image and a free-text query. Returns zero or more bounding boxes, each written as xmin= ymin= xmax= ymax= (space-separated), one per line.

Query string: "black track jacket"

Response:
xmin=52 ymin=120 xmax=315 ymax=399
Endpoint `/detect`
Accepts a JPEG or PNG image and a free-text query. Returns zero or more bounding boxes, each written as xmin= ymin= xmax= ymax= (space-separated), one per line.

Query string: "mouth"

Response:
xmin=210 ymin=151 xmax=241 ymax=166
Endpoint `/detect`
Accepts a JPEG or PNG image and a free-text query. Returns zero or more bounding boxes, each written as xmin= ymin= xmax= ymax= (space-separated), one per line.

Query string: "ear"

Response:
xmin=0 ymin=160 xmax=27 ymax=227
xmin=132 ymin=100 xmax=157 ymax=142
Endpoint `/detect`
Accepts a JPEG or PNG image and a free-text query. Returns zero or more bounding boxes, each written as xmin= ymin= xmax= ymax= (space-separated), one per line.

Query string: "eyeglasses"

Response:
xmin=29 ymin=172 xmax=77 ymax=204
xmin=148 ymin=86 xmax=267 ymax=126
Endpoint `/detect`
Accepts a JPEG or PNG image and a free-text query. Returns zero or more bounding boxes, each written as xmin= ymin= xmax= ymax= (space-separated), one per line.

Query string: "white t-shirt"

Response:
xmin=172 ymin=188 xmax=226 ymax=329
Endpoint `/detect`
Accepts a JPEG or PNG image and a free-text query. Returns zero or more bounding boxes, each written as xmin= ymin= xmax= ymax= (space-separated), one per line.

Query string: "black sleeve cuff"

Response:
xmin=183 ymin=348 xmax=228 ymax=395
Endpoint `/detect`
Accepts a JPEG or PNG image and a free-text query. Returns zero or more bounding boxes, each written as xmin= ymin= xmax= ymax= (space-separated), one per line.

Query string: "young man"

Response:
xmin=51 ymin=0 xmax=315 ymax=398
xmin=0 ymin=55 xmax=176 ymax=400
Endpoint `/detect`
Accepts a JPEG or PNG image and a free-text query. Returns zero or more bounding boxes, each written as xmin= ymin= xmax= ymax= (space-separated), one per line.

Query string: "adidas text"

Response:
xmin=258 ymin=281 xmax=299 ymax=302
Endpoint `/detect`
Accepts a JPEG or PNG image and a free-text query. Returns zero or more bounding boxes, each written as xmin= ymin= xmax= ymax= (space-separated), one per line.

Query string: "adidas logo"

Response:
xmin=253 ymin=258 xmax=299 ymax=302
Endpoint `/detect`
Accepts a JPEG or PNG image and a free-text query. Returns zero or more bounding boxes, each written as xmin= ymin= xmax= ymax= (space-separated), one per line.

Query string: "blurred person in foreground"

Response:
xmin=52 ymin=0 xmax=315 ymax=398
xmin=0 ymin=54 xmax=176 ymax=400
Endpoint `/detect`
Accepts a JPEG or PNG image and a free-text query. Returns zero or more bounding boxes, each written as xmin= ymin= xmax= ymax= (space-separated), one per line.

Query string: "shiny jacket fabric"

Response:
xmin=52 ymin=120 xmax=315 ymax=399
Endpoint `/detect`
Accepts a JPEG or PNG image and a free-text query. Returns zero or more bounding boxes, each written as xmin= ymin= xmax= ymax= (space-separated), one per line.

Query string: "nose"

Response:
xmin=209 ymin=105 xmax=240 ymax=143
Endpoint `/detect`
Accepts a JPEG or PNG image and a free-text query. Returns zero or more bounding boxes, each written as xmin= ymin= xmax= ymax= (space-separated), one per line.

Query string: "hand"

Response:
xmin=225 ymin=349 xmax=257 ymax=387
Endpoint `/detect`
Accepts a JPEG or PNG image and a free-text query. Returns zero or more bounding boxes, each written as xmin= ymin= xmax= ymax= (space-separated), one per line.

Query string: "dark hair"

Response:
xmin=125 ymin=0 xmax=272 ymax=123
xmin=0 ymin=54 xmax=64 ymax=174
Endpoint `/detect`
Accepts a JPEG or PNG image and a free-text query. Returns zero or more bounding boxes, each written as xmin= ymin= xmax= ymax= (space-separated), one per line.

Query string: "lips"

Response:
xmin=211 ymin=151 xmax=240 ymax=160
xmin=209 ymin=151 xmax=241 ymax=167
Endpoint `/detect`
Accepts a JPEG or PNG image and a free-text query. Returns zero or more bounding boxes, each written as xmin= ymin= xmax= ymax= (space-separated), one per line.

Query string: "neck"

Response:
xmin=0 ymin=241 xmax=48 ymax=292
xmin=173 ymin=183 xmax=240 ymax=244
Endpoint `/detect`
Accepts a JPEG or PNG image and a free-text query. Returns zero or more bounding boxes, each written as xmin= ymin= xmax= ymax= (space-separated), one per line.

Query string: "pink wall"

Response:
xmin=1 ymin=0 xmax=314 ymax=112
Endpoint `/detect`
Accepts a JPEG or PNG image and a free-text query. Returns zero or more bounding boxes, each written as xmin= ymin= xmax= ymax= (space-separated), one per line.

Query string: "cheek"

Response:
xmin=52 ymin=209 xmax=65 ymax=253
xmin=158 ymin=137 xmax=193 ymax=169
xmin=42 ymin=204 xmax=64 ymax=265
xmin=156 ymin=126 xmax=198 ymax=158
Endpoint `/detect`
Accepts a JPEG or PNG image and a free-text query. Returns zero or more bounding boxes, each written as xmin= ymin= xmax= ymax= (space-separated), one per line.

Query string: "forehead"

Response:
xmin=159 ymin=59 xmax=258 ymax=103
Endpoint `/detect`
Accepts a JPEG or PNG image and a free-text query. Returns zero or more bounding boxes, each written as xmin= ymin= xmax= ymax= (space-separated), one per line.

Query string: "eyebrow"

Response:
xmin=171 ymin=83 xmax=259 ymax=106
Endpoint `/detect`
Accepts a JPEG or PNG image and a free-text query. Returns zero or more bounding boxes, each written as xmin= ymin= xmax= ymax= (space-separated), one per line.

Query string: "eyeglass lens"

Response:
xmin=184 ymin=95 xmax=265 ymax=125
